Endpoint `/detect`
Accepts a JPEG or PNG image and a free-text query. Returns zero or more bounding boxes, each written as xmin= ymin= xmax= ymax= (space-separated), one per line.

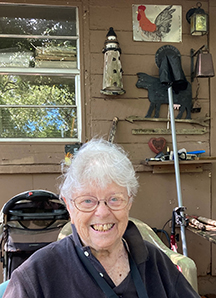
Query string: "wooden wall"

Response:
xmin=0 ymin=0 xmax=215 ymax=294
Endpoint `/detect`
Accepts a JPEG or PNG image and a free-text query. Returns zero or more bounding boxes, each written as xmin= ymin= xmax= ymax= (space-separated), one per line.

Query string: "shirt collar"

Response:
xmin=123 ymin=220 xmax=148 ymax=264
xmin=72 ymin=223 xmax=84 ymax=248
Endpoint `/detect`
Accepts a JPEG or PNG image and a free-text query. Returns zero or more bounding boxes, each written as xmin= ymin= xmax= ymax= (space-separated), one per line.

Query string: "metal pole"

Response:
xmin=168 ymin=85 xmax=188 ymax=256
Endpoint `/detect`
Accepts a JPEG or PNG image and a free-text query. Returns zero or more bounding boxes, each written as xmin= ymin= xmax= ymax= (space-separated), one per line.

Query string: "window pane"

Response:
xmin=0 ymin=5 xmax=76 ymax=36
xmin=0 ymin=4 xmax=80 ymax=141
xmin=0 ymin=75 xmax=77 ymax=138
xmin=0 ymin=107 xmax=77 ymax=138
xmin=0 ymin=38 xmax=77 ymax=68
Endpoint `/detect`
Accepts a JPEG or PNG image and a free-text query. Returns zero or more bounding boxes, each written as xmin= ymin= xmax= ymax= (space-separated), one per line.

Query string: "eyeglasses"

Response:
xmin=72 ymin=193 xmax=129 ymax=212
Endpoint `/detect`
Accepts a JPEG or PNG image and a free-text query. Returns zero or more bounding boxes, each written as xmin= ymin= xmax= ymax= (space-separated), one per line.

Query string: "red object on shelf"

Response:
xmin=148 ymin=137 xmax=166 ymax=154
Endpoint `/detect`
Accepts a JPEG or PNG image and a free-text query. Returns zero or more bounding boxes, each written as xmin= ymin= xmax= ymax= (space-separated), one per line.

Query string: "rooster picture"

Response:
xmin=133 ymin=5 xmax=180 ymax=42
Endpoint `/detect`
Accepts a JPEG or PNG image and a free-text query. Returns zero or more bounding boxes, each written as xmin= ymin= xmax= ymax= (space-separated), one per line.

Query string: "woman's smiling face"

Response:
xmin=68 ymin=182 xmax=132 ymax=253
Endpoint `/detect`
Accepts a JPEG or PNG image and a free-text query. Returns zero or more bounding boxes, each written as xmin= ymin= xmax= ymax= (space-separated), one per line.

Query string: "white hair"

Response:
xmin=59 ymin=138 xmax=139 ymax=204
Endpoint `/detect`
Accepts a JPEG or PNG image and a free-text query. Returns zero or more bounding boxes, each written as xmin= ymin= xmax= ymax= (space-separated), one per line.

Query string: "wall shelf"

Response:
xmin=134 ymin=159 xmax=216 ymax=174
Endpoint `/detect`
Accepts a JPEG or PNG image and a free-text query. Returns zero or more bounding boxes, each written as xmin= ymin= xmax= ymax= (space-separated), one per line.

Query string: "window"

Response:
xmin=0 ymin=4 xmax=81 ymax=141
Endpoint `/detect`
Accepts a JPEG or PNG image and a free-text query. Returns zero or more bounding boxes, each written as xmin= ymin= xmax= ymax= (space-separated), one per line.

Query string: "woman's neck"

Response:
xmin=92 ymin=241 xmax=130 ymax=286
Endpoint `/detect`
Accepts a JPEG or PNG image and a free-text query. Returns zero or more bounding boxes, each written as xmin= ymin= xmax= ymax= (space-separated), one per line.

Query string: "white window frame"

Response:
xmin=0 ymin=4 xmax=82 ymax=142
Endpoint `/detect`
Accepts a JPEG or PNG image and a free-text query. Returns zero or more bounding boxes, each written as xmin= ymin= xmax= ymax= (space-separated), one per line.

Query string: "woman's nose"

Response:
xmin=94 ymin=200 xmax=111 ymax=215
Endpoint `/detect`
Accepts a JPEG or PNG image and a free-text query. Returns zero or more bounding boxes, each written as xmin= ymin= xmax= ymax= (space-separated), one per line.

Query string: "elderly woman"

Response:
xmin=3 ymin=138 xmax=199 ymax=298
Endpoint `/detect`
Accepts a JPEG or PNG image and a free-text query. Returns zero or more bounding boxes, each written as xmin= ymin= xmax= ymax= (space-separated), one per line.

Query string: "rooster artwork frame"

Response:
xmin=132 ymin=5 xmax=182 ymax=42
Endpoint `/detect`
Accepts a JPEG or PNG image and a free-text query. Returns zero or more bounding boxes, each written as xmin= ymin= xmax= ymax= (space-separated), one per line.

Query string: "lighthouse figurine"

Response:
xmin=100 ymin=27 xmax=126 ymax=95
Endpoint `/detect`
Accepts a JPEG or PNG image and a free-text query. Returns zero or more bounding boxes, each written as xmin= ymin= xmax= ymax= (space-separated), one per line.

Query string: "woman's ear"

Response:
xmin=62 ymin=196 xmax=67 ymax=206
xmin=128 ymin=201 xmax=132 ymax=212
xmin=62 ymin=197 xmax=69 ymax=210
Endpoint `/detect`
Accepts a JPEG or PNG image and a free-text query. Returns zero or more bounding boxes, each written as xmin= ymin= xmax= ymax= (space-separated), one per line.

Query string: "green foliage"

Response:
xmin=0 ymin=75 xmax=77 ymax=138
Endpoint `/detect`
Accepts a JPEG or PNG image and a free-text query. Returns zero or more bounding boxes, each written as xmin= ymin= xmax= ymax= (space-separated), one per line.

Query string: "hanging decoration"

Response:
xmin=136 ymin=72 xmax=192 ymax=119
xmin=148 ymin=137 xmax=166 ymax=154
xmin=132 ymin=4 xmax=182 ymax=42
xmin=100 ymin=27 xmax=125 ymax=96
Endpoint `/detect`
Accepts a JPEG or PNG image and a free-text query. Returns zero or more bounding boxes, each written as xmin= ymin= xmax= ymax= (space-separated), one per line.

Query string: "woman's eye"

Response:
xmin=83 ymin=199 xmax=93 ymax=204
xmin=110 ymin=197 xmax=120 ymax=202
xmin=80 ymin=197 xmax=95 ymax=204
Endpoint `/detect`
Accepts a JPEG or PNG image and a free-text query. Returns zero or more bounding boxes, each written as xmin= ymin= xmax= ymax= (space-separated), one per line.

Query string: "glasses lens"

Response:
xmin=73 ymin=194 xmax=129 ymax=212
xmin=107 ymin=194 xmax=128 ymax=210
xmin=74 ymin=196 xmax=98 ymax=212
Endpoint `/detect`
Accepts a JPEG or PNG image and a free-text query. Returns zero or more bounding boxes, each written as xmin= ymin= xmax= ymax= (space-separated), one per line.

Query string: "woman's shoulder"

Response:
xmin=19 ymin=234 xmax=75 ymax=270
xmin=143 ymin=239 xmax=176 ymax=266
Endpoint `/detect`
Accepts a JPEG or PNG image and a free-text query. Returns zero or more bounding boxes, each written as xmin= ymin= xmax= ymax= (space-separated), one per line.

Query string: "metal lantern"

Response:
xmin=186 ymin=2 xmax=208 ymax=36
xmin=100 ymin=27 xmax=125 ymax=96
